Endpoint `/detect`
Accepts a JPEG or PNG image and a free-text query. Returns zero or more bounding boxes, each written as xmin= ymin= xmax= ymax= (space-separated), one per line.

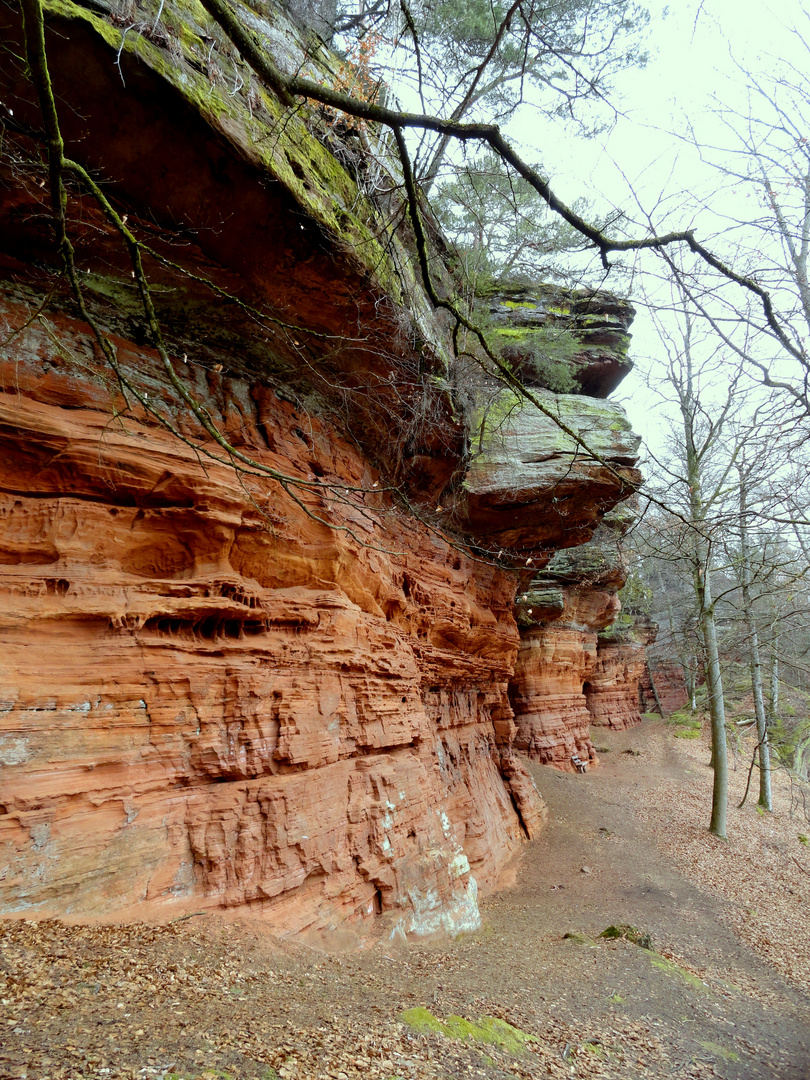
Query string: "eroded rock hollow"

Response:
xmin=0 ymin=0 xmax=646 ymax=933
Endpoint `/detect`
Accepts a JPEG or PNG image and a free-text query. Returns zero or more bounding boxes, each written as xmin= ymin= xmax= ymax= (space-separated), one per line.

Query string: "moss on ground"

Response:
xmin=563 ymin=932 xmax=599 ymax=946
xmin=400 ymin=1006 xmax=538 ymax=1057
xmin=648 ymin=954 xmax=708 ymax=991
xmin=697 ymin=1040 xmax=740 ymax=1062
xmin=667 ymin=711 xmax=700 ymax=727
xmin=582 ymin=1040 xmax=609 ymax=1059
xmin=668 ymin=712 xmax=701 ymax=738
xmin=573 ymin=927 xmax=712 ymax=997
xmin=600 ymin=924 xmax=653 ymax=949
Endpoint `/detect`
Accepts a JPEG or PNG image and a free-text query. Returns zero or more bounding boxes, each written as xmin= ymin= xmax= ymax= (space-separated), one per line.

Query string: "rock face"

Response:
xmin=0 ymin=0 xmax=643 ymax=930
xmin=454 ymin=390 xmax=640 ymax=552
xmin=640 ymin=659 xmax=689 ymax=716
xmin=509 ymin=512 xmax=649 ymax=770
xmin=587 ymin=616 xmax=659 ymax=730
xmin=0 ymin=307 xmax=544 ymax=932
xmin=487 ymin=285 xmax=635 ymax=398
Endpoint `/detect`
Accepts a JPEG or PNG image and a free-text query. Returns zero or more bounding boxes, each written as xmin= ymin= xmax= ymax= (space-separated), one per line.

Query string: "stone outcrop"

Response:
xmin=588 ymin=616 xmax=658 ymax=729
xmin=640 ymin=658 xmax=689 ymax=716
xmin=509 ymin=509 xmax=649 ymax=770
xmin=453 ymin=389 xmax=640 ymax=552
xmin=487 ymin=285 xmax=635 ymax=398
xmin=0 ymin=304 xmax=545 ymax=933
xmin=0 ymin=0 xmax=644 ymax=931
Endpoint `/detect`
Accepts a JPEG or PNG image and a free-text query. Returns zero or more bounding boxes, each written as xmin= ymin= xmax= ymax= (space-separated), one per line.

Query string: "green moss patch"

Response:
xmin=400 ymin=1007 xmax=538 ymax=1057
xmin=596 ymin=927 xmax=710 ymax=993
xmin=600 ymin=924 xmax=653 ymax=949
xmin=648 ymin=954 xmax=707 ymax=991
xmin=668 ymin=712 xmax=701 ymax=738
xmin=667 ymin=711 xmax=701 ymax=728
xmin=582 ymin=1040 xmax=608 ymax=1059
xmin=493 ymin=326 xmax=543 ymax=339
xmin=563 ymin=931 xmax=599 ymax=946
xmin=697 ymin=1040 xmax=740 ymax=1062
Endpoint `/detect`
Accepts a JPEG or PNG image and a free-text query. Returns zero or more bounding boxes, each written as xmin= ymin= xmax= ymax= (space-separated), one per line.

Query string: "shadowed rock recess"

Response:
xmin=0 ymin=0 xmax=645 ymax=934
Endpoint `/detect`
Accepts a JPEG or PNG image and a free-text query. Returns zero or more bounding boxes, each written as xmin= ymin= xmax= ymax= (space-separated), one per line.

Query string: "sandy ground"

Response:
xmin=1 ymin=717 xmax=808 ymax=1080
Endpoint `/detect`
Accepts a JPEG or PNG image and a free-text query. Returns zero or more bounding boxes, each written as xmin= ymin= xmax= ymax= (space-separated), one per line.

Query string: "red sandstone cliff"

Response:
xmin=0 ymin=0 xmax=644 ymax=932
xmin=0 ymin=323 xmax=546 ymax=932
xmin=509 ymin=509 xmax=651 ymax=771
xmin=640 ymin=658 xmax=690 ymax=716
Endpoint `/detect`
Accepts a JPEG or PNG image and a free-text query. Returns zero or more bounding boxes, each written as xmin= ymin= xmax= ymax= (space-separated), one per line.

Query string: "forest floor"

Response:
xmin=2 ymin=717 xmax=809 ymax=1080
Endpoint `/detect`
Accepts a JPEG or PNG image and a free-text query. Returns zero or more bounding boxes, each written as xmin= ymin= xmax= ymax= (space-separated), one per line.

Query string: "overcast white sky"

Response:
xmin=508 ymin=0 xmax=810 ymax=457
xmin=385 ymin=0 xmax=807 ymax=458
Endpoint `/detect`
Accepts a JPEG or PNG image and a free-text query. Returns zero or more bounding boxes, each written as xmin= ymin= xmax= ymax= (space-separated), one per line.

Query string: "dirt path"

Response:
xmin=2 ymin=720 xmax=808 ymax=1080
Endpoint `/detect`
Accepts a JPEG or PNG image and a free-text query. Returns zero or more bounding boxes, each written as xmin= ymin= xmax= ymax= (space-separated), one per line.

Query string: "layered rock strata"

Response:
xmin=0 ymin=0 xmax=642 ymax=930
xmin=0 ymin=312 xmax=545 ymax=933
xmin=453 ymin=389 xmax=640 ymax=553
xmin=487 ymin=285 xmax=635 ymax=398
xmin=587 ymin=616 xmax=658 ymax=729
xmin=640 ymin=659 xmax=689 ymax=716
xmin=509 ymin=512 xmax=649 ymax=770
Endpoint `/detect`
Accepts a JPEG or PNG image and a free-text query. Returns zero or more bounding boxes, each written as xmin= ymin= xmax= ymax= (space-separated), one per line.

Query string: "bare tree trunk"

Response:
xmin=794 ymin=735 xmax=810 ymax=781
xmin=737 ymin=469 xmax=772 ymax=810
xmin=688 ymin=524 xmax=728 ymax=837
xmin=769 ymin=644 xmax=779 ymax=723
xmin=689 ymin=661 xmax=697 ymax=712
xmin=646 ymin=660 xmax=664 ymax=717
xmin=680 ymin=334 xmax=728 ymax=839
xmin=701 ymin=586 xmax=729 ymax=838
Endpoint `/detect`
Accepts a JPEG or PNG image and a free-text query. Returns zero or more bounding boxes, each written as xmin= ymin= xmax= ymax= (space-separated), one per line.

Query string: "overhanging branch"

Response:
xmin=198 ymin=0 xmax=808 ymax=368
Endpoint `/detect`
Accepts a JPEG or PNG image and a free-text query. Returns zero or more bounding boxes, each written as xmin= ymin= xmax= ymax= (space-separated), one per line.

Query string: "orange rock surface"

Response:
xmin=586 ymin=621 xmax=658 ymax=731
xmin=0 ymin=0 xmax=646 ymax=933
xmin=0 ymin=309 xmax=545 ymax=932
xmin=510 ymin=521 xmax=650 ymax=769
xmin=510 ymin=628 xmax=600 ymax=768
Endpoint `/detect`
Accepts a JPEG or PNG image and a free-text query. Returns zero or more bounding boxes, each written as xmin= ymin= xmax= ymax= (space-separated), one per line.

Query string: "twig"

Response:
xmin=170 ymin=910 xmax=209 ymax=923
xmin=198 ymin=0 xmax=808 ymax=366
xmin=0 ymin=270 xmax=64 ymax=348
xmin=738 ymin=743 xmax=760 ymax=809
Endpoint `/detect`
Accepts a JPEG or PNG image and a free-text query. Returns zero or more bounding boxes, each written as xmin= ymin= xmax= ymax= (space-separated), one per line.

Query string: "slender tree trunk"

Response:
xmin=751 ymin=641 xmax=772 ymax=809
xmin=689 ymin=536 xmax=728 ymax=837
xmin=794 ymin=734 xmax=810 ymax=781
xmin=769 ymin=644 xmax=779 ymax=723
xmin=646 ymin=660 xmax=664 ymax=717
xmin=683 ymin=377 xmax=727 ymax=836
xmin=737 ymin=471 xmax=772 ymax=810
xmin=701 ymin=589 xmax=728 ymax=838
xmin=689 ymin=660 xmax=697 ymax=712
xmin=682 ymin=653 xmax=698 ymax=712
xmin=656 ymin=565 xmax=696 ymax=714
